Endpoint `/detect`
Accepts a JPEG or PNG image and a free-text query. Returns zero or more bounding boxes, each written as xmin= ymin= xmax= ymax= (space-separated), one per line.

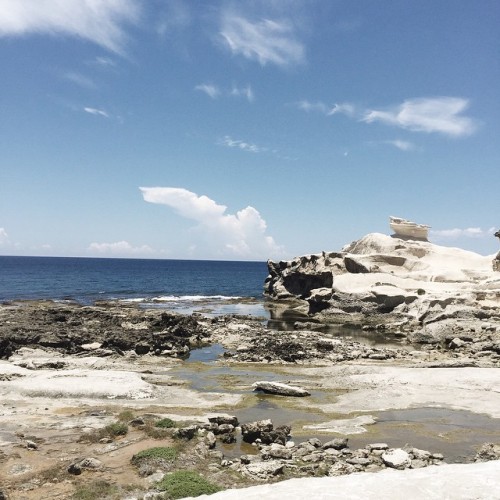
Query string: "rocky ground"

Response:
xmin=0 ymin=300 xmax=500 ymax=499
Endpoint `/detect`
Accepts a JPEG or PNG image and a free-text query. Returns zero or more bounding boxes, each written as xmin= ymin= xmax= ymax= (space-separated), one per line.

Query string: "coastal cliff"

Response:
xmin=265 ymin=233 xmax=500 ymax=342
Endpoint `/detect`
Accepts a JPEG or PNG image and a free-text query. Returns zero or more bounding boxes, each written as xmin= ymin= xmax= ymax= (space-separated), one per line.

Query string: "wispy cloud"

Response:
xmin=0 ymin=0 xmax=141 ymax=54
xmin=296 ymin=100 xmax=330 ymax=114
xmin=295 ymin=100 xmax=355 ymax=117
xmin=84 ymin=107 xmax=109 ymax=118
xmin=197 ymin=83 xmax=255 ymax=102
xmin=219 ymin=136 xmax=267 ymax=153
xmin=362 ymin=97 xmax=476 ymax=137
xmin=231 ymin=84 xmax=254 ymax=102
xmin=431 ymin=227 xmax=496 ymax=239
xmin=295 ymin=96 xmax=476 ymax=139
xmin=140 ymin=187 xmax=283 ymax=259
xmin=329 ymin=102 xmax=356 ymax=117
xmin=0 ymin=228 xmax=9 ymax=246
xmin=93 ymin=56 xmax=116 ymax=67
xmin=64 ymin=71 xmax=96 ymax=89
xmin=382 ymin=139 xmax=415 ymax=151
xmin=195 ymin=83 xmax=220 ymax=99
xmin=220 ymin=13 xmax=305 ymax=66
xmin=88 ymin=240 xmax=154 ymax=256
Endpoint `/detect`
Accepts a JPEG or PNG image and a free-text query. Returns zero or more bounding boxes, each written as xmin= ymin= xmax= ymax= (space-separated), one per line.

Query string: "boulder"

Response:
xmin=382 ymin=449 xmax=411 ymax=469
xmin=241 ymin=419 xmax=273 ymax=443
xmin=243 ymin=460 xmax=284 ymax=479
xmin=252 ymin=381 xmax=310 ymax=397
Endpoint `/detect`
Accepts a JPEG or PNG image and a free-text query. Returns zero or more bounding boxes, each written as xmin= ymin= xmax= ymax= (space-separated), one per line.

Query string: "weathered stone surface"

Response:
xmin=382 ymin=449 xmax=411 ymax=469
xmin=323 ymin=438 xmax=348 ymax=450
xmin=0 ymin=302 xmax=209 ymax=360
xmin=252 ymin=381 xmax=310 ymax=397
xmin=474 ymin=442 xmax=500 ymax=462
xmin=205 ymin=431 xmax=217 ymax=449
xmin=263 ymin=232 xmax=500 ymax=341
xmin=243 ymin=460 xmax=284 ymax=479
xmin=208 ymin=414 xmax=239 ymax=427
xmin=241 ymin=419 xmax=273 ymax=444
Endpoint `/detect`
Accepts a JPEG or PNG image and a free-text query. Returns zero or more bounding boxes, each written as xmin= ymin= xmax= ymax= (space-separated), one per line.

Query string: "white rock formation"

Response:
xmin=252 ymin=381 xmax=310 ymax=397
xmin=265 ymin=232 xmax=500 ymax=337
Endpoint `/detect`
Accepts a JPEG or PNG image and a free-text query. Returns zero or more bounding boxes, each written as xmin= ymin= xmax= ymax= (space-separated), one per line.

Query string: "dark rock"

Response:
xmin=323 ymin=438 xmax=348 ymax=450
xmin=208 ymin=415 xmax=239 ymax=427
xmin=175 ymin=425 xmax=199 ymax=440
xmin=241 ymin=419 xmax=273 ymax=444
xmin=220 ymin=433 xmax=236 ymax=444
xmin=135 ymin=343 xmax=150 ymax=355
xmin=67 ymin=463 xmax=82 ymax=475
xmin=344 ymin=256 xmax=370 ymax=274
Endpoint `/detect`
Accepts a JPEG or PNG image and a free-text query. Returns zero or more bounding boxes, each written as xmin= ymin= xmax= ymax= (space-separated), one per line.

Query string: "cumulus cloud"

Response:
xmin=84 ymin=107 xmax=109 ymax=118
xmin=219 ymin=135 xmax=266 ymax=153
xmin=195 ymin=83 xmax=220 ymax=99
xmin=140 ymin=187 xmax=283 ymax=259
xmin=0 ymin=228 xmax=9 ymax=246
xmin=88 ymin=240 xmax=154 ymax=256
xmin=220 ymin=13 xmax=305 ymax=66
xmin=431 ymin=227 xmax=496 ymax=239
xmin=362 ymin=97 xmax=476 ymax=137
xmin=0 ymin=0 xmax=140 ymax=54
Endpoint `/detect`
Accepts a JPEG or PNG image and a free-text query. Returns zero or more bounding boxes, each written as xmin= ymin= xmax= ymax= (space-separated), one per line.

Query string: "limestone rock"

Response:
xmin=264 ymin=231 xmax=500 ymax=339
xmin=382 ymin=448 xmax=411 ymax=469
xmin=243 ymin=460 xmax=284 ymax=479
xmin=252 ymin=381 xmax=310 ymax=397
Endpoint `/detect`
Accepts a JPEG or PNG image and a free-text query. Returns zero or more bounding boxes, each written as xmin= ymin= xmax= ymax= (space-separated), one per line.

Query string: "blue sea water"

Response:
xmin=0 ymin=256 xmax=269 ymax=307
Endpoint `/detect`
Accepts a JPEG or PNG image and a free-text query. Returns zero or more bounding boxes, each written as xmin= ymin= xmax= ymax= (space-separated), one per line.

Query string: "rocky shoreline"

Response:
xmin=1 ymin=300 xmax=499 ymax=368
xmin=0 ymin=298 xmax=499 ymax=498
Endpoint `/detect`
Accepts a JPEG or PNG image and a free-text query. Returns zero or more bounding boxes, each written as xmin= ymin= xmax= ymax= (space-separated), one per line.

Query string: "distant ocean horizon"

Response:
xmin=0 ymin=256 xmax=269 ymax=308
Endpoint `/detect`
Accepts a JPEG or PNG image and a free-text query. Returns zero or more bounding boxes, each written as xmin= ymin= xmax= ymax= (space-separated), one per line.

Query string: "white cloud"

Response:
xmin=220 ymin=13 xmax=305 ymax=66
xmin=295 ymin=100 xmax=355 ymax=117
xmin=195 ymin=83 xmax=220 ymax=99
xmin=140 ymin=187 xmax=283 ymax=259
xmin=219 ymin=135 xmax=267 ymax=154
xmin=0 ymin=0 xmax=140 ymax=54
xmin=328 ymin=102 xmax=355 ymax=117
xmin=84 ymin=107 xmax=109 ymax=118
xmin=362 ymin=97 xmax=476 ymax=137
xmin=383 ymin=139 xmax=415 ymax=151
xmin=64 ymin=71 xmax=96 ymax=89
xmin=0 ymin=228 xmax=9 ymax=246
xmin=296 ymin=100 xmax=329 ymax=114
xmin=88 ymin=240 xmax=154 ymax=256
xmin=231 ymin=84 xmax=254 ymax=102
xmin=431 ymin=227 xmax=496 ymax=239
xmin=93 ymin=56 xmax=116 ymax=67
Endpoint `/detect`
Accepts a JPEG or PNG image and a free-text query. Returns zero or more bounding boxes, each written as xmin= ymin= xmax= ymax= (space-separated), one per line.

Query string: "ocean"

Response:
xmin=0 ymin=256 xmax=269 ymax=313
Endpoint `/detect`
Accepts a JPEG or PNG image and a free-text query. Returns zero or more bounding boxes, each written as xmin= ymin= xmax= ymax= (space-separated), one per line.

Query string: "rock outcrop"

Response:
xmin=0 ymin=302 xmax=209 ymax=359
xmin=265 ymin=233 xmax=500 ymax=338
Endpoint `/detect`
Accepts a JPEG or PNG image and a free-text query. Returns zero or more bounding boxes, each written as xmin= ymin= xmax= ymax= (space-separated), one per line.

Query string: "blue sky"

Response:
xmin=0 ymin=0 xmax=499 ymax=260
